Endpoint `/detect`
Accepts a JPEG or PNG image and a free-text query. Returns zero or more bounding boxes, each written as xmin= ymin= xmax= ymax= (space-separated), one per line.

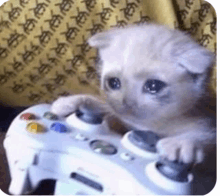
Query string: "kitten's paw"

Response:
xmin=156 ymin=136 xmax=204 ymax=164
xmin=51 ymin=96 xmax=82 ymax=116
xmin=51 ymin=95 xmax=106 ymax=117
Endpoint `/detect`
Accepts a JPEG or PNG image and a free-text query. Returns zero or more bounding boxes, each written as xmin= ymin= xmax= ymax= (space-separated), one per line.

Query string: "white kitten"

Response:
xmin=51 ymin=24 xmax=216 ymax=165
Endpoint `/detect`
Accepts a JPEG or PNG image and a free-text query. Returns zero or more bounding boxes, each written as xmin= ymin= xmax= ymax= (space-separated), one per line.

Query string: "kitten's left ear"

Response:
xmin=88 ymin=31 xmax=114 ymax=49
xmin=177 ymin=44 xmax=214 ymax=74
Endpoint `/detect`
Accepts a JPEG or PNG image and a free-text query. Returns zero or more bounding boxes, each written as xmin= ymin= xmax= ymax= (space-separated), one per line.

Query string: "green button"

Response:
xmin=43 ymin=112 xmax=58 ymax=120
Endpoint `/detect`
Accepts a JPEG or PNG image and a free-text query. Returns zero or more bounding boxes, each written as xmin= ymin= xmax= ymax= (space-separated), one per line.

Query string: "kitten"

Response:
xmin=51 ymin=24 xmax=216 ymax=166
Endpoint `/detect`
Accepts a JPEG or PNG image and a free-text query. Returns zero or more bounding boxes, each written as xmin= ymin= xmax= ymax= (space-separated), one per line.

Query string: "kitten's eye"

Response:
xmin=107 ymin=77 xmax=121 ymax=90
xmin=143 ymin=80 xmax=166 ymax=94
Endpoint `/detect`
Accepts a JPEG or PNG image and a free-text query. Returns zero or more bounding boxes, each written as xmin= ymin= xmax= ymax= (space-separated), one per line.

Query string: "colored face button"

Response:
xmin=20 ymin=113 xmax=36 ymax=120
xmin=50 ymin=123 xmax=67 ymax=133
xmin=26 ymin=122 xmax=45 ymax=134
xmin=43 ymin=112 xmax=58 ymax=120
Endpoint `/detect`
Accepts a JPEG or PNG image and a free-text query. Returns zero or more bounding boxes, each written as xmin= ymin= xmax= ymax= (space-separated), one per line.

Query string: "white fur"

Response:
xmin=52 ymin=24 xmax=216 ymax=165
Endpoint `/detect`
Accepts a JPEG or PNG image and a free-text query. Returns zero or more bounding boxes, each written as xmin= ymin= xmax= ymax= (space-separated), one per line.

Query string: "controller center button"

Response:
xmin=75 ymin=133 xmax=88 ymax=141
xmin=50 ymin=123 xmax=67 ymax=133
xmin=90 ymin=140 xmax=117 ymax=155
xmin=26 ymin=122 xmax=45 ymax=133
xmin=120 ymin=153 xmax=134 ymax=161
xmin=43 ymin=112 xmax=58 ymax=120
xmin=20 ymin=113 xmax=36 ymax=120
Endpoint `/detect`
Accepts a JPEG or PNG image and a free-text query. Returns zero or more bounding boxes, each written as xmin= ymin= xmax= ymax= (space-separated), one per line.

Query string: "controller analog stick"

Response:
xmin=75 ymin=104 xmax=104 ymax=124
xmin=128 ymin=130 xmax=159 ymax=152
xmin=156 ymin=159 xmax=192 ymax=182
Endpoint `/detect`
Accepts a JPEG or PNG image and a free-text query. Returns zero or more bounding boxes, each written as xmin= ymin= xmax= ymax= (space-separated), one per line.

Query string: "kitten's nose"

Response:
xmin=122 ymin=98 xmax=136 ymax=108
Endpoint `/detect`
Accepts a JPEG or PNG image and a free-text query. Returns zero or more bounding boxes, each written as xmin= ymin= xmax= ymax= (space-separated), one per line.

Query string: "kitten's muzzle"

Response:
xmin=122 ymin=98 xmax=137 ymax=109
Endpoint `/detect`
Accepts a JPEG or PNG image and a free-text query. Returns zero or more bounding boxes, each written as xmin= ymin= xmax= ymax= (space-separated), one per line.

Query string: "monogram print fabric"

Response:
xmin=0 ymin=0 xmax=216 ymax=106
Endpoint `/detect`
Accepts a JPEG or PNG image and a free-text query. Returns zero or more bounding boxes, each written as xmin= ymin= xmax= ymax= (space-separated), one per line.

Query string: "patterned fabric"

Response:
xmin=0 ymin=0 xmax=216 ymax=106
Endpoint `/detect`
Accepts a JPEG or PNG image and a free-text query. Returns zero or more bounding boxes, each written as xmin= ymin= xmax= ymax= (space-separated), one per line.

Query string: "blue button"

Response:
xmin=50 ymin=123 xmax=67 ymax=133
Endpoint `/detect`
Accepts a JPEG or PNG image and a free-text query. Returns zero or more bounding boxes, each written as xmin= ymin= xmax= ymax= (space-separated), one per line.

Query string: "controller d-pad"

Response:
xmin=90 ymin=140 xmax=117 ymax=155
xmin=43 ymin=112 xmax=58 ymax=120
xmin=26 ymin=122 xmax=45 ymax=134
xmin=128 ymin=131 xmax=159 ymax=152
xmin=50 ymin=123 xmax=67 ymax=133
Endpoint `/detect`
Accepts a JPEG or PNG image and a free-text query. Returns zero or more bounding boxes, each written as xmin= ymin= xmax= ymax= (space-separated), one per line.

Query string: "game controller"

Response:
xmin=3 ymin=104 xmax=207 ymax=195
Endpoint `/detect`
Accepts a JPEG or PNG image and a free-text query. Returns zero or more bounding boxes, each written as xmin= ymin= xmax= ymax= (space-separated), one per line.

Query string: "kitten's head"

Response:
xmin=88 ymin=24 xmax=214 ymax=129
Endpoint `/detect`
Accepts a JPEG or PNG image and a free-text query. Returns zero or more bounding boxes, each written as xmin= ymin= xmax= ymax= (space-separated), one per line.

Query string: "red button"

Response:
xmin=20 ymin=113 xmax=36 ymax=120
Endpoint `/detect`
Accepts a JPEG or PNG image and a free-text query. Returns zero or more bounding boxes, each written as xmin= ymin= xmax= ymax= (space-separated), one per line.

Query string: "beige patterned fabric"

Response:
xmin=0 ymin=0 xmax=216 ymax=106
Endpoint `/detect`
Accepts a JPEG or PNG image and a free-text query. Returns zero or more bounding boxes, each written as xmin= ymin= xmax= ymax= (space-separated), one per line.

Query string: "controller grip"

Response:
xmin=9 ymin=168 xmax=31 ymax=195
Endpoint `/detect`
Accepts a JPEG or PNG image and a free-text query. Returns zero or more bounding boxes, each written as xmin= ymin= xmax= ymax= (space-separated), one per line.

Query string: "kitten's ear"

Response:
xmin=88 ymin=31 xmax=113 ymax=49
xmin=177 ymin=45 xmax=214 ymax=74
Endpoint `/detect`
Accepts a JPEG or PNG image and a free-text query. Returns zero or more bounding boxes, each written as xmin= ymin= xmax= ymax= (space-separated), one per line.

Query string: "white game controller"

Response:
xmin=3 ymin=104 xmax=210 ymax=195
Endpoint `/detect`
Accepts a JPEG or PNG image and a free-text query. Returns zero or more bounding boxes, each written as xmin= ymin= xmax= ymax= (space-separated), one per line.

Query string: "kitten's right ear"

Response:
xmin=88 ymin=31 xmax=113 ymax=49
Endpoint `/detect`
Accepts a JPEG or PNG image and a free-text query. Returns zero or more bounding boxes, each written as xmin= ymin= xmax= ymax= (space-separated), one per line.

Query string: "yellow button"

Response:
xmin=26 ymin=122 xmax=45 ymax=134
